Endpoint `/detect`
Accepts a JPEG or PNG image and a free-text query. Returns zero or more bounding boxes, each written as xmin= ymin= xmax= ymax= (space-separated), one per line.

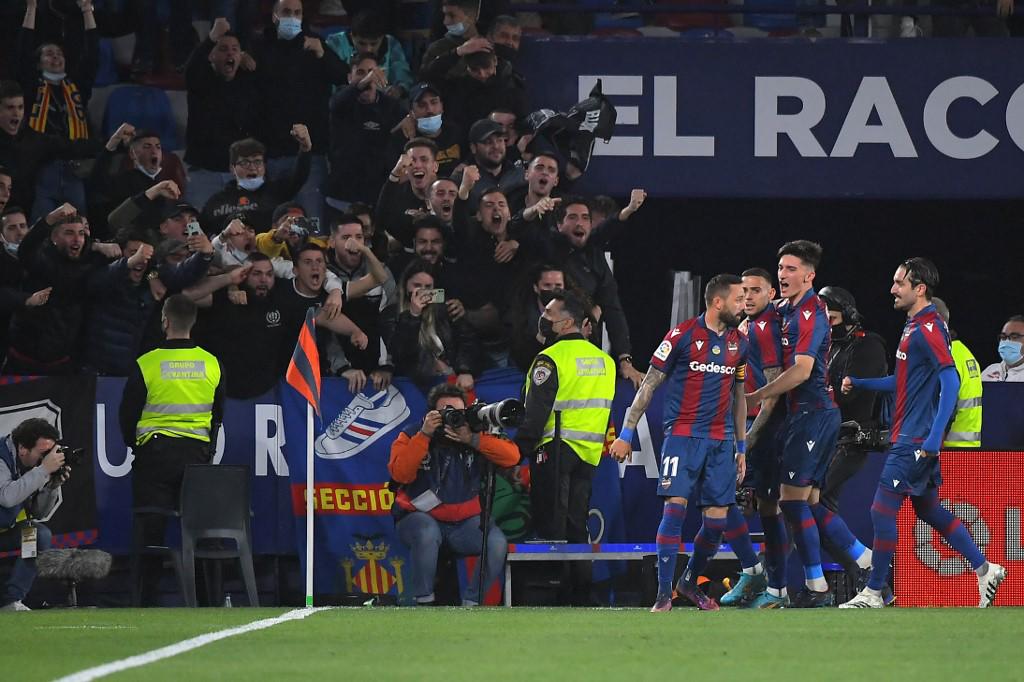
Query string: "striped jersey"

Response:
xmin=891 ymin=304 xmax=955 ymax=445
xmin=778 ymin=289 xmax=836 ymax=412
xmin=650 ymin=314 xmax=748 ymax=440
xmin=743 ymin=303 xmax=783 ymax=417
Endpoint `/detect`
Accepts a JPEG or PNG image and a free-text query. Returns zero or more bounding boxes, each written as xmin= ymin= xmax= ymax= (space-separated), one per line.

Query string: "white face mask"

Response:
xmin=446 ymin=22 xmax=466 ymax=37
xmin=2 ymin=240 xmax=17 ymax=256
xmin=42 ymin=71 xmax=67 ymax=82
xmin=277 ymin=17 xmax=302 ymax=40
xmin=237 ymin=176 xmax=265 ymax=191
xmin=135 ymin=162 xmax=161 ymax=180
xmin=416 ymin=113 xmax=443 ymax=135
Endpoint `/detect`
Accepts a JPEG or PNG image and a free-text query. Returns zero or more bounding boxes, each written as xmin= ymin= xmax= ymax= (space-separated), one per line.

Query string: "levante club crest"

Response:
xmin=341 ymin=537 xmax=405 ymax=595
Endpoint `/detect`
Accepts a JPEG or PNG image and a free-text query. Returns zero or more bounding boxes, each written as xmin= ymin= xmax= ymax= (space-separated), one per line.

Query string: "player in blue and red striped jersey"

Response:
xmin=840 ymin=258 xmax=1006 ymax=609
xmin=609 ymin=274 xmax=748 ymax=612
xmin=746 ymin=241 xmax=854 ymax=608
xmin=718 ymin=268 xmax=785 ymax=606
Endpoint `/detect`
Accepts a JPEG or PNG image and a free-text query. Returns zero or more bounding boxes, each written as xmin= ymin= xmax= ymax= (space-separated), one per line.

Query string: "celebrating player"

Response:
xmin=610 ymin=274 xmax=748 ymax=612
xmin=840 ymin=257 xmax=1006 ymax=608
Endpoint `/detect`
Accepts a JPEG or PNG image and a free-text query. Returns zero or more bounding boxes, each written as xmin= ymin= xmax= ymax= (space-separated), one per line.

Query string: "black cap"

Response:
xmin=161 ymin=202 xmax=199 ymax=222
xmin=469 ymin=119 xmax=504 ymax=144
xmin=408 ymin=82 xmax=441 ymax=105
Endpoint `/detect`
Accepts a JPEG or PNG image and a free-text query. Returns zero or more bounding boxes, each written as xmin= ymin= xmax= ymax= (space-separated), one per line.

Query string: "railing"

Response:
xmin=508 ymin=2 xmax=1009 ymax=17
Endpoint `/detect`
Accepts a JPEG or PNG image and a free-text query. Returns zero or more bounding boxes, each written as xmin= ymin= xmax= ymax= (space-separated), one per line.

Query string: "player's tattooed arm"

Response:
xmin=623 ymin=367 xmax=666 ymax=430
xmin=746 ymin=365 xmax=781 ymax=449
xmin=610 ymin=367 xmax=666 ymax=462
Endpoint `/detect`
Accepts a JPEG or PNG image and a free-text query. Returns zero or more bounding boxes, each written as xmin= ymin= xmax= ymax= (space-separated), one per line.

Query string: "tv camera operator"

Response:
xmin=388 ymin=384 xmax=522 ymax=606
xmin=819 ymin=286 xmax=890 ymax=584
xmin=0 ymin=418 xmax=80 ymax=611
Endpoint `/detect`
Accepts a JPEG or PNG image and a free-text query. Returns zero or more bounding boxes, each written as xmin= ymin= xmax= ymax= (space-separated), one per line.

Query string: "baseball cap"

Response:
xmin=408 ymin=82 xmax=441 ymax=105
xmin=469 ymin=119 xmax=504 ymax=144
xmin=161 ymin=202 xmax=199 ymax=222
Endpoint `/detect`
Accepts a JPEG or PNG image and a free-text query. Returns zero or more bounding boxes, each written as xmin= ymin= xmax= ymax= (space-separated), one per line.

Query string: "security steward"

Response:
xmin=932 ymin=298 xmax=982 ymax=448
xmin=515 ymin=289 xmax=614 ymax=604
xmin=119 ymin=294 xmax=224 ymax=605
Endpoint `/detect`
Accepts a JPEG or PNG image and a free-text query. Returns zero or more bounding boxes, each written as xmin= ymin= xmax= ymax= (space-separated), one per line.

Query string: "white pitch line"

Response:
xmin=54 ymin=607 xmax=335 ymax=682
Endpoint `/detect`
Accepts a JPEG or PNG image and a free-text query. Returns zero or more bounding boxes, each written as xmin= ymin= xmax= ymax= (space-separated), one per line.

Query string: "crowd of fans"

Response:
xmin=0 ymin=0 xmax=655 ymax=399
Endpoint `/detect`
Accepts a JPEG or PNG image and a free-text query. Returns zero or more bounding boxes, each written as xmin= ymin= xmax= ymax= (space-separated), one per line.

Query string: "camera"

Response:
xmin=58 ymin=445 xmax=86 ymax=467
xmin=837 ymin=421 xmax=890 ymax=450
xmin=441 ymin=399 xmax=525 ymax=433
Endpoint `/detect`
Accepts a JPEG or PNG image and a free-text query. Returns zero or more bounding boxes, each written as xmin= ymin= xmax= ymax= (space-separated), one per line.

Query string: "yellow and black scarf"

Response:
xmin=28 ymin=79 xmax=90 ymax=140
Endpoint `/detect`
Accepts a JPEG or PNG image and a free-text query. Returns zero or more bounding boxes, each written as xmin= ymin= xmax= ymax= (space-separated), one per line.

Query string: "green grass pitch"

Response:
xmin=3 ymin=607 xmax=1023 ymax=681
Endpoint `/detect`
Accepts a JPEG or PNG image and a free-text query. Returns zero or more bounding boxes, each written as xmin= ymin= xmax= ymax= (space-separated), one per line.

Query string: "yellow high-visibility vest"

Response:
xmin=944 ymin=339 xmax=982 ymax=448
xmin=526 ymin=339 xmax=615 ymax=466
xmin=135 ymin=347 xmax=221 ymax=446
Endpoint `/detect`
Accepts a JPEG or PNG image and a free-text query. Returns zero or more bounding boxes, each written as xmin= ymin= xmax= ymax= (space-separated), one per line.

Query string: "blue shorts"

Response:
xmin=658 ymin=435 xmax=737 ymax=508
xmin=879 ymin=442 xmax=943 ymax=496
xmin=780 ymin=407 xmax=840 ymax=488
xmin=743 ymin=411 xmax=785 ymax=500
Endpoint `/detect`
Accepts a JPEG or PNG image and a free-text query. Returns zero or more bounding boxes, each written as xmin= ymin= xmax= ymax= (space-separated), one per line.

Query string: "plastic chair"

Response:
xmin=101 ymin=85 xmax=181 ymax=149
xmin=131 ymin=464 xmax=259 ymax=607
xmin=179 ymin=464 xmax=260 ymax=608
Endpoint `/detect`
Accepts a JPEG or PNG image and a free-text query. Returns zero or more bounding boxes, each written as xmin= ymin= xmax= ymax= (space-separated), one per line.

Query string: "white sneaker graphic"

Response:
xmin=315 ymin=386 xmax=410 ymax=459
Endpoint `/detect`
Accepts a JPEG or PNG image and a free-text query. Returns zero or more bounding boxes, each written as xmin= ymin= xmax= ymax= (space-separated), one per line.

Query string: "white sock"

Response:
xmin=767 ymin=587 xmax=787 ymax=598
xmin=742 ymin=563 xmax=765 ymax=576
xmin=976 ymin=562 xmax=989 ymax=577
xmin=863 ymin=587 xmax=881 ymax=597
xmin=855 ymin=548 xmax=873 ymax=569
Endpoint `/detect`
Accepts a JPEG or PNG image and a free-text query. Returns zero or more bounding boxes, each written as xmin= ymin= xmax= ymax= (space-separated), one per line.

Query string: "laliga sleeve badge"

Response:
xmin=532 ymin=364 xmax=552 ymax=385
xmin=653 ymin=340 xmax=672 ymax=362
xmin=21 ymin=525 xmax=38 ymax=559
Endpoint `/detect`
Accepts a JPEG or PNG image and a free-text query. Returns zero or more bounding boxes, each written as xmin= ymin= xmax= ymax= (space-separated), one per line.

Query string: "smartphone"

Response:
xmin=421 ymin=288 xmax=445 ymax=304
xmin=185 ymin=221 xmax=202 ymax=238
xmin=309 ymin=216 xmax=322 ymax=235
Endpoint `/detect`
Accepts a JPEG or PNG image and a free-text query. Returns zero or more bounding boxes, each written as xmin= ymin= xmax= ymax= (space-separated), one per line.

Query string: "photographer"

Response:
xmin=388 ymin=384 xmax=519 ymax=606
xmin=0 ymin=418 xmax=69 ymax=611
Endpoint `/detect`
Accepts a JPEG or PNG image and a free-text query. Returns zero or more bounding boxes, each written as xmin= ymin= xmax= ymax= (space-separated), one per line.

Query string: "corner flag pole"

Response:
xmin=305 ymin=401 xmax=314 ymax=608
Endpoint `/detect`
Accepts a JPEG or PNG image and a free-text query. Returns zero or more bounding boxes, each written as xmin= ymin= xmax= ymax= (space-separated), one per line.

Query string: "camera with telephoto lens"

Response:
xmin=441 ymin=399 xmax=526 ymax=433
xmin=837 ymin=421 xmax=890 ymax=450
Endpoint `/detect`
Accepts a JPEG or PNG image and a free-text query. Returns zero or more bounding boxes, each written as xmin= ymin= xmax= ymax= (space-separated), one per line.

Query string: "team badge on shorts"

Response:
xmin=660 ymin=476 xmax=672 ymax=490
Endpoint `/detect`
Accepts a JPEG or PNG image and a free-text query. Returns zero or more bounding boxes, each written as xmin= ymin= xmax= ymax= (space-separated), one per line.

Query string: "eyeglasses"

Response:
xmin=234 ymin=158 xmax=264 ymax=169
xmin=998 ymin=333 xmax=1024 ymax=342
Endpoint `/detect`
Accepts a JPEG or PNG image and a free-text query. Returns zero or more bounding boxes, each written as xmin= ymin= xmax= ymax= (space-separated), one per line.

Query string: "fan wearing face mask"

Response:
xmin=982 ymin=314 xmax=1024 ymax=382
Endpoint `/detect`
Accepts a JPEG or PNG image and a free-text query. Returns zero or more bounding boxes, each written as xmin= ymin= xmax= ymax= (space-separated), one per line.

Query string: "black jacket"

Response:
xmin=0 ymin=127 xmax=98 ymax=212
xmin=327 ymin=85 xmax=406 ymax=204
xmin=200 ymin=153 xmax=311 ymax=233
xmin=389 ymin=303 xmax=481 ymax=387
xmin=828 ymin=327 xmax=890 ymax=428
xmin=84 ymin=258 xmax=157 ymax=376
xmin=250 ymin=28 xmax=347 ymax=157
xmin=184 ymin=38 xmax=262 ymax=172
xmin=8 ymin=218 xmax=111 ymax=364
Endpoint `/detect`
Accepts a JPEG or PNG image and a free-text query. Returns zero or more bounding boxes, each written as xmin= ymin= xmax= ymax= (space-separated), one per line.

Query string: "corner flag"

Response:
xmin=286 ymin=307 xmax=321 ymax=416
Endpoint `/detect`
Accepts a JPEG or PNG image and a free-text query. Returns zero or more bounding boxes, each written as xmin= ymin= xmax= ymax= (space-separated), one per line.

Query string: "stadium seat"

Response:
xmin=101 ymin=85 xmax=181 ymax=150
xmin=94 ymin=39 xmax=120 ymax=88
xmin=177 ymin=465 xmax=260 ymax=608
xmin=130 ymin=465 xmax=259 ymax=607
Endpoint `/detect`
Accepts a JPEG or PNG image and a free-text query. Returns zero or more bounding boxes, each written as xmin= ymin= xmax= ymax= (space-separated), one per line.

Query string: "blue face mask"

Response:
xmin=998 ymin=340 xmax=1023 ymax=365
xmin=3 ymin=241 xmax=17 ymax=256
xmin=416 ymin=113 xmax=443 ymax=135
xmin=446 ymin=22 xmax=466 ymax=37
xmin=277 ymin=17 xmax=302 ymax=40
xmin=237 ymin=176 xmax=265 ymax=191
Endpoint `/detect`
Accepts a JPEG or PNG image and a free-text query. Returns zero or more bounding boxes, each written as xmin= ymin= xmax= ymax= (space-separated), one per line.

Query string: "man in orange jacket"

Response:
xmin=389 ymin=383 xmax=519 ymax=605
